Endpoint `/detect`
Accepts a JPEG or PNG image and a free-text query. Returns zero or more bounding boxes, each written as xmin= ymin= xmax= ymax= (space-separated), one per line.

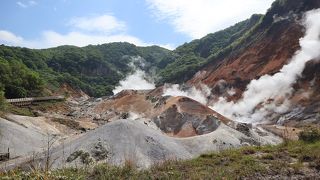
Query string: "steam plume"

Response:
xmin=113 ymin=56 xmax=155 ymax=95
xmin=211 ymin=9 xmax=320 ymax=123
xmin=162 ymin=84 xmax=211 ymax=105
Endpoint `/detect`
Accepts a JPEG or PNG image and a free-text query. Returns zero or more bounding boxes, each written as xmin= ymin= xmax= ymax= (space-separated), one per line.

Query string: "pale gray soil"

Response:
xmin=48 ymin=119 xmax=282 ymax=169
xmin=0 ymin=114 xmax=77 ymax=158
xmin=0 ymin=117 xmax=46 ymax=157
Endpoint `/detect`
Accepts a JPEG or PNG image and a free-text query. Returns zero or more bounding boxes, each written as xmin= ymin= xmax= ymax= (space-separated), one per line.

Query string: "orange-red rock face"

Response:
xmin=90 ymin=90 xmax=232 ymax=138
xmin=188 ymin=22 xmax=304 ymax=100
xmin=187 ymin=13 xmax=320 ymax=125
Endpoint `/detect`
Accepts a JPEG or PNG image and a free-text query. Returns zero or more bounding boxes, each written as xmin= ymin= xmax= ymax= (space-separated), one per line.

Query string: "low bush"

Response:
xmin=0 ymin=88 xmax=5 ymax=111
xmin=298 ymin=127 xmax=320 ymax=142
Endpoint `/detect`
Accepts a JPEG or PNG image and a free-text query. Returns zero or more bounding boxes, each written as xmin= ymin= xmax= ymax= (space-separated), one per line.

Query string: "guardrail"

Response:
xmin=6 ymin=96 xmax=65 ymax=106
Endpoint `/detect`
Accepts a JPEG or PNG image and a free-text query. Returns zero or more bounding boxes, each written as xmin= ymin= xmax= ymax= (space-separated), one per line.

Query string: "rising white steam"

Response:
xmin=162 ymin=84 xmax=211 ymax=105
xmin=211 ymin=9 xmax=320 ymax=123
xmin=112 ymin=57 xmax=155 ymax=95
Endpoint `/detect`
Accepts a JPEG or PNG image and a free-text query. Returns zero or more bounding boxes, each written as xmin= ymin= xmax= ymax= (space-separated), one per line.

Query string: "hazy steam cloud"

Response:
xmin=162 ymin=84 xmax=211 ymax=105
xmin=112 ymin=57 xmax=155 ymax=95
xmin=211 ymin=9 xmax=320 ymax=123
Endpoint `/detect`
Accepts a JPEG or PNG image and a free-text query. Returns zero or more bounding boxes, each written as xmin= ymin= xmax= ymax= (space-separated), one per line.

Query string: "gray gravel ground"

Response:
xmin=49 ymin=119 xmax=282 ymax=169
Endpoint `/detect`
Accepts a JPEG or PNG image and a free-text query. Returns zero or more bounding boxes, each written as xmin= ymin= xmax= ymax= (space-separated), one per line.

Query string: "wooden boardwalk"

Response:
xmin=6 ymin=96 xmax=64 ymax=106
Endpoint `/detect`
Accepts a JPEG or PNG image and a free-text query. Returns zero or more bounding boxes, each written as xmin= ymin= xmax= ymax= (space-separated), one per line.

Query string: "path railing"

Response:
xmin=6 ymin=96 xmax=65 ymax=106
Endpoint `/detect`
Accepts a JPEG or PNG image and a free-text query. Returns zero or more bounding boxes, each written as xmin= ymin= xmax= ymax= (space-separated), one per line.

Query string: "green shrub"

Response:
xmin=299 ymin=128 xmax=320 ymax=142
xmin=0 ymin=86 xmax=6 ymax=111
xmin=261 ymin=153 xmax=275 ymax=160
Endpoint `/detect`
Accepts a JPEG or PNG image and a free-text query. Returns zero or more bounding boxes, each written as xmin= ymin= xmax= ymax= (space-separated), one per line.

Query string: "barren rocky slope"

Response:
xmin=0 ymin=90 xmax=283 ymax=171
xmin=187 ymin=0 xmax=320 ymax=125
xmin=47 ymin=119 xmax=280 ymax=169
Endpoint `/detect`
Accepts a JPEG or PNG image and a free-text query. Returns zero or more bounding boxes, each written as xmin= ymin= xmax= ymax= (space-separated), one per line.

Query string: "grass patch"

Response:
xmin=298 ymin=127 xmax=320 ymax=142
xmin=261 ymin=153 xmax=275 ymax=160
xmin=29 ymin=100 xmax=67 ymax=112
xmin=2 ymin=99 xmax=66 ymax=117
xmin=6 ymin=104 xmax=35 ymax=117
xmin=52 ymin=118 xmax=82 ymax=130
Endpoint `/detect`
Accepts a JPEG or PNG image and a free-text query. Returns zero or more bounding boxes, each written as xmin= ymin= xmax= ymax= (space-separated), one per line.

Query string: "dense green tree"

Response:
xmin=0 ymin=57 xmax=43 ymax=98
xmin=0 ymin=84 xmax=6 ymax=110
xmin=158 ymin=55 xmax=206 ymax=84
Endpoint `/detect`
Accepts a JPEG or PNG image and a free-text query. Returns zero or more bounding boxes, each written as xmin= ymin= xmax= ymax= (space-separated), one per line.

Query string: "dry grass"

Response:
xmin=51 ymin=118 xmax=82 ymax=130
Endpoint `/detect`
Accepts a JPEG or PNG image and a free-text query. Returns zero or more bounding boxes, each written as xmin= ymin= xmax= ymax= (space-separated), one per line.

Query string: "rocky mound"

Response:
xmin=153 ymin=96 xmax=229 ymax=137
xmin=75 ymin=90 xmax=231 ymax=138
xmin=37 ymin=119 xmax=281 ymax=169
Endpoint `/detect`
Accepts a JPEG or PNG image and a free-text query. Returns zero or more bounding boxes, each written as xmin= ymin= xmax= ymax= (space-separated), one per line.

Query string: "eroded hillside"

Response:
xmin=186 ymin=0 xmax=320 ymax=126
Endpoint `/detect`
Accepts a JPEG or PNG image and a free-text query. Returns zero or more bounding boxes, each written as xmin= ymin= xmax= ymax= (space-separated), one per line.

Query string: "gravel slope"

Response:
xmin=49 ymin=119 xmax=282 ymax=169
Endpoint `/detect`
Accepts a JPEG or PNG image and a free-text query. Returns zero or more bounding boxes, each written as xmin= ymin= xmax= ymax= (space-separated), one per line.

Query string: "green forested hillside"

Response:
xmin=0 ymin=43 xmax=175 ymax=98
xmin=0 ymin=14 xmax=263 ymax=98
xmin=158 ymin=14 xmax=263 ymax=84
xmin=0 ymin=56 xmax=44 ymax=98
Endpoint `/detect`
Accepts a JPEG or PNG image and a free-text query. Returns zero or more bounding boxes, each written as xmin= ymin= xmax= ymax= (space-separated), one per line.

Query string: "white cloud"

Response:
xmin=0 ymin=30 xmax=148 ymax=48
xmin=40 ymin=31 xmax=149 ymax=47
xmin=17 ymin=2 xmax=27 ymax=8
xmin=68 ymin=14 xmax=126 ymax=34
xmin=0 ymin=14 xmax=173 ymax=49
xmin=29 ymin=0 xmax=37 ymax=6
xmin=16 ymin=0 xmax=37 ymax=8
xmin=0 ymin=30 xmax=24 ymax=44
xmin=146 ymin=0 xmax=274 ymax=39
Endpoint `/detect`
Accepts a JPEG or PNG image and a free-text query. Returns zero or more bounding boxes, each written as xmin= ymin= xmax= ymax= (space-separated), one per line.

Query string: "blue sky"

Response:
xmin=0 ymin=0 xmax=274 ymax=49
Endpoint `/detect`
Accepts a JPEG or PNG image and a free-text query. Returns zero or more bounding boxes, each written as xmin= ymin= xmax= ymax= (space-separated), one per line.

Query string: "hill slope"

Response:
xmin=157 ymin=14 xmax=263 ymax=84
xmin=0 ymin=13 xmax=266 ymax=99
xmin=0 ymin=43 xmax=175 ymax=98
xmin=187 ymin=0 xmax=320 ymax=125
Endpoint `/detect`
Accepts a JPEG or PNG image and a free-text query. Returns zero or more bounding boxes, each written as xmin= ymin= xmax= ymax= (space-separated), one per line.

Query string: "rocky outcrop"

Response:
xmin=81 ymin=90 xmax=230 ymax=138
